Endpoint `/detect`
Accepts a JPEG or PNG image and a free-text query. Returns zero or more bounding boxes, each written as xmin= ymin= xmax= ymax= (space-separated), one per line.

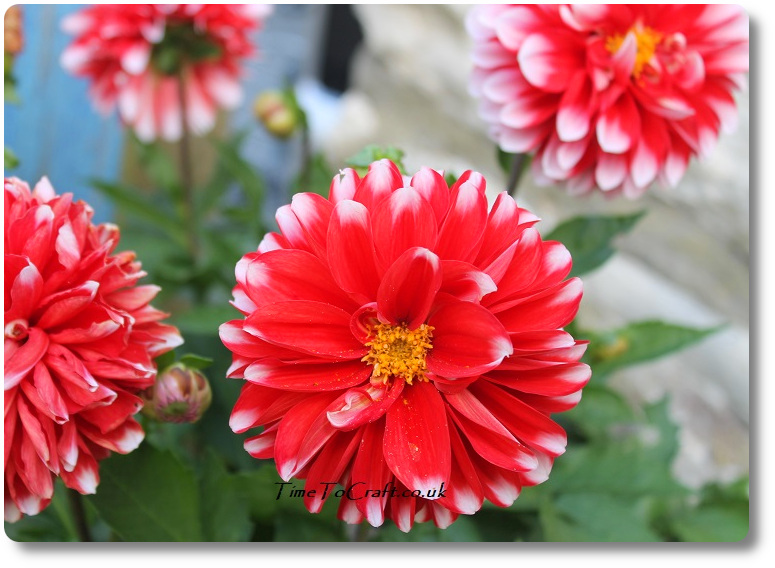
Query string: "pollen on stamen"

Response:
xmin=605 ymin=25 xmax=663 ymax=79
xmin=361 ymin=322 xmax=434 ymax=386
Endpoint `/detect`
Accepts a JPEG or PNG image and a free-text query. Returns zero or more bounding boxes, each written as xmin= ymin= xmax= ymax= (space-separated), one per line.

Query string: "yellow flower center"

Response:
xmin=361 ymin=322 xmax=434 ymax=386
xmin=605 ymin=25 xmax=663 ymax=78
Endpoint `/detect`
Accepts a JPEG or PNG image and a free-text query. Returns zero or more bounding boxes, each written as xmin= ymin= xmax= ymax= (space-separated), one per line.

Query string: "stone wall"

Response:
xmin=322 ymin=4 xmax=750 ymax=488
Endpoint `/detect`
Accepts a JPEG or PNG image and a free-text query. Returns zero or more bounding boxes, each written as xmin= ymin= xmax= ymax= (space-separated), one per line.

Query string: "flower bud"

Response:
xmin=253 ymin=91 xmax=299 ymax=138
xmin=141 ymin=364 xmax=212 ymax=424
xmin=4 ymin=6 xmax=23 ymax=56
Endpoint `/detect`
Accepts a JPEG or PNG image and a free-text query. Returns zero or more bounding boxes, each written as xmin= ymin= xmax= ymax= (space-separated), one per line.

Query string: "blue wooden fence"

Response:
xmin=4 ymin=4 xmax=328 ymax=224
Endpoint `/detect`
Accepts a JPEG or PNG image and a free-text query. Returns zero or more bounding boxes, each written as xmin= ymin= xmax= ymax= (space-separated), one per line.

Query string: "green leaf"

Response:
xmin=293 ymin=152 xmax=335 ymax=197
xmin=233 ymin=465 xmax=282 ymax=523
xmin=345 ymin=145 xmax=406 ymax=175
xmin=154 ymin=350 xmax=176 ymax=373
xmin=4 ymin=480 xmax=78 ymax=542
xmin=545 ymin=211 xmax=645 ymax=276
xmin=669 ymin=503 xmax=749 ymax=542
xmin=133 ymin=137 xmax=181 ymax=192
xmin=585 ymin=320 xmax=721 ymax=381
xmin=541 ymin=493 xmax=661 ymax=542
xmin=563 ymin=384 xmax=636 ymax=440
xmin=88 ymin=444 xmax=202 ymax=541
xmin=91 ymin=180 xmax=186 ymax=245
xmin=4 ymin=77 xmax=20 ymax=104
xmin=273 ymin=510 xmax=347 ymax=542
xmin=548 ymin=399 xmax=685 ymax=499
xmin=178 ymin=353 xmax=214 ymax=370
xmin=4 ymin=146 xmax=19 ymax=169
xmin=199 ymin=451 xmax=253 ymax=542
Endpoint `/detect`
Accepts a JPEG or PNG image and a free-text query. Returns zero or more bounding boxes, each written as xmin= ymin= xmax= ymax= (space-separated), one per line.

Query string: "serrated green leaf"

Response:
xmin=345 ymin=145 xmax=406 ymax=175
xmin=669 ymin=503 xmax=749 ymax=542
xmin=585 ymin=320 xmax=721 ymax=381
xmin=273 ymin=510 xmax=347 ymax=542
xmin=292 ymin=152 xmax=335 ymax=197
xmin=4 ymin=78 xmax=19 ymax=104
xmin=91 ymin=180 xmax=186 ymax=245
xmin=199 ymin=451 xmax=253 ymax=542
xmin=542 ymin=493 xmax=661 ymax=542
xmin=547 ymin=400 xmax=685 ymax=499
xmin=4 ymin=146 xmax=19 ymax=169
xmin=178 ymin=353 xmax=214 ymax=370
xmin=87 ymin=445 xmax=202 ymax=541
xmin=545 ymin=211 xmax=645 ymax=276
xmin=133 ymin=137 xmax=181 ymax=193
xmin=154 ymin=350 xmax=176 ymax=373
xmin=563 ymin=384 xmax=636 ymax=440
xmin=233 ymin=465 xmax=282 ymax=523
xmin=4 ymin=480 xmax=78 ymax=542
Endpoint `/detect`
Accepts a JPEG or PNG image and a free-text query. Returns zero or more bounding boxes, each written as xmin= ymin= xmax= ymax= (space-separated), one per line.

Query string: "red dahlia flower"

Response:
xmin=468 ymin=4 xmax=749 ymax=197
xmin=4 ymin=177 xmax=182 ymax=522
xmin=61 ymin=4 xmax=271 ymax=142
xmin=221 ymin=160 xmax=590 ymax=530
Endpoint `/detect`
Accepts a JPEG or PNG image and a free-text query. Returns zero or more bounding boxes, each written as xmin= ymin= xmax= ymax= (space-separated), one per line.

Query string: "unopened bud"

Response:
xmin=142 ymin=364 xmax=212 ymax=423
xmin=253 ymin=91 xmax=299 ymax=138
xmin=4 ymin=6 xmax=23 ymax=56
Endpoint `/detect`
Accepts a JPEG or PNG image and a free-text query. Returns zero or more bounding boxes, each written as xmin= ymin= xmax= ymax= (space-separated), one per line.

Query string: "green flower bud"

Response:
xmin=142 ymin=363 xmax=212 ymax=424
xmin=253 ymin=91 xmax=299 ymax=139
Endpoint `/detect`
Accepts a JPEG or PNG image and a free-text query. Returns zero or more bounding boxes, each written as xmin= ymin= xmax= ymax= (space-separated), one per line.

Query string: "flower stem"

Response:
xmin=506 ymin=153 xmax=527 ymax=198
xmin=67 ymin=489 xmax=92 ymax=542
xmin=298 ymin=121 xmax=312 ymax=192
xmin=177 ymin=75 xmax=199 ymax=261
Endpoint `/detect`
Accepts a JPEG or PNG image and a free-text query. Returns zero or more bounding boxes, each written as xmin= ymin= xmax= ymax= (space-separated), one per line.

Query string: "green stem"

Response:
xmin=298 ymin=121 xmax=312 ymax=192
xmin=506 ymin=153 xmax=527 ymax=198
xmin=177 ymin=74 xmax=199 ymax=261
xmin=67 ymin=489 xmax=92 ymax=542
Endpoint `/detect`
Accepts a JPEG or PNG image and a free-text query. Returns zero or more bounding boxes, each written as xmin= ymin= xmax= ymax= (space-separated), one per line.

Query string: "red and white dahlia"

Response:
xmin=220 ymin=160 xmax=590 ymax=531
xmin=60 ymin=4 xmax=271 ymax=142
xmin=468 ymin=4 xmax=749 ymax=197
xmin=4 ymin=177 xmax=182 ymax=522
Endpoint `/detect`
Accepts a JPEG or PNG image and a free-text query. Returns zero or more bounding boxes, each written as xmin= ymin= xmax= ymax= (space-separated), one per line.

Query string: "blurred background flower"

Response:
xmin=4 ymin=177 xmax=182 ymax=522
xmin=60 ymin=4 xmax=272 ymax=143
xmin=467 ymin=4 xmax=749 ymax=198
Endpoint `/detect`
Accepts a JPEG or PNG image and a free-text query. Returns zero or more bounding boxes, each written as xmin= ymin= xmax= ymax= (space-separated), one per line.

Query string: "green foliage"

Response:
xmin=292 ymin=152 xmax=336 ymax=197
xmin=345 ymin=145 xmax=406 ymax=175
xmin=178 ymin=353 xmax=214 ymax=370
xmin=88 ymin=445 xmax=202 ymax=541
xmin=664 ymin=478 xmax=749 ymax=542
xmin=199 ymin=451 xmax=253 ymax=541
xmin=4 ymin=481 xmax=78 ymax=542
xmin=545 ymin=211 xmax=645 ymax=276
xmin=4 ymin=146 xmax=19 ymax=169
xmin=584 ymin=320 xmax=721 ymax=382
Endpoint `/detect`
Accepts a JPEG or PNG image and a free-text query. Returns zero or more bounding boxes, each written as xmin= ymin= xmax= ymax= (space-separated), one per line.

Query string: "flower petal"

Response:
xmin=383 ymin=379 xmax=451 ymax=495
xmin=495 ymin=278 xmax=583 ymax=333
xmin=427 ymin=300 xmax=512 ymax=378
xmin=371 ymin=187 xmax=438 ymax=267
xmin=326 ymin=200 xmax=381 ymax=303
xmin=274 ymin=392 xmax=339 ymax=481
xmin=435 ymin=179 xmax=488 ymax=262
xmin=377 ymin=247 xmax=441 ymax=328
xmin=244 ymin=359 xmax=371 ymax=392
xmin=245 ymin=300 xmax=367 ymax=360
xmin=5 ymin=328 xmax=50 ymax=390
